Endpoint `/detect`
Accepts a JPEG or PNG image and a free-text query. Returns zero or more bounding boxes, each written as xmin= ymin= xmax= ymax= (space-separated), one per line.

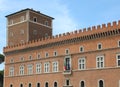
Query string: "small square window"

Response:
xmin=9 ymin=19 xmax=13 ymax=25
xmin=37 ymin=54 xmax=41 ymax=59
xmin=45 ymin=21 xmax=48 ymax=26
xmin=80 ymin=46 xmax=84 ymax=52
xmin=33 ymin=17 xmax=37 ymax=22
xmin=97 ymin=43 xmax=102 ymax=50
xmin=20 ymin=16 xmax=25 ymax=22
xmin=118 ymin=40 xmax=120 ymax=47
xmin=53 ymin=51 xmax=57 ymax=56
xmin=10 ymin=58 xmax=14 ymax=63
xmin=20 ymin=57 xmax=24 ymax=61
xmin=45 ymin=52 xmax=49 ymax=58
xmin=65 ymin=49 xmax=69 ymax=55
xmin=29 ymin=55 xmax=32 ymax=60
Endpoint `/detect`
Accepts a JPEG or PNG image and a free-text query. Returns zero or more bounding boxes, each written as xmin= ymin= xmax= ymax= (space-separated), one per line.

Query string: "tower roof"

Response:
xmin=5 ymin=8 xmax=54 ymax=19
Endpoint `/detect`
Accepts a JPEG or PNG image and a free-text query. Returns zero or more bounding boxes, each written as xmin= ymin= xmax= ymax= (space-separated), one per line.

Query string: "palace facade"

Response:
xmin=3 ymin=8 xmax=120 ymax=87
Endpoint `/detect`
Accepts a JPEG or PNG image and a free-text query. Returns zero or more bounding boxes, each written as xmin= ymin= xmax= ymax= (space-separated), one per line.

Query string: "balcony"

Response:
xmin=63 ymin=70 xmax=72 ymax=75
xmin=63 ymin=85 xmax=73 ymax=87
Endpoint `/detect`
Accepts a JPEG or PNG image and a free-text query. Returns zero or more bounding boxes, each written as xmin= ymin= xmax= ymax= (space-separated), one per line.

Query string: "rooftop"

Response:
xmin=5 ymin=8 xmax=54 ymax=19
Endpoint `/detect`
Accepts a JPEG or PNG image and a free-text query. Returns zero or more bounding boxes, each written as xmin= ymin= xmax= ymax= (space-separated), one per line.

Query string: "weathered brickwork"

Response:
xmin=3 ymin=8 xmax=120 ymax=87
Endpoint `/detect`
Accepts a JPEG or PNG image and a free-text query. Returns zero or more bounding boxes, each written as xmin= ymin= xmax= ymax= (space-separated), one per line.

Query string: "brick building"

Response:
xmin=3 ymin=8 xmax=120 ymax=87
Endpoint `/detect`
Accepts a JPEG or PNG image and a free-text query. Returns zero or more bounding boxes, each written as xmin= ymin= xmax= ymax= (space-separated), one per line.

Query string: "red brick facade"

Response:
xmin=3 ymin=9 xmax=120 ymax=87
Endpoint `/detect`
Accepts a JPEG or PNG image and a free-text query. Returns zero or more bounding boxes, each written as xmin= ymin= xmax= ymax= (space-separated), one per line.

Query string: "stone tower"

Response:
xmin=6 ymin=8 xmax=54 ymax=46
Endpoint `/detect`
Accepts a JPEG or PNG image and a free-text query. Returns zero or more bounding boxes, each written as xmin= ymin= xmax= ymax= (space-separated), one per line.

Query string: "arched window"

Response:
xmin=20 ymin=84 xmax=23 ymax=87
xmin=10 ymin=84 xmax=13 ymax=87
xmin=45 ymin=82 xmax=48 ymax=87
xmin=37 ymin=83 xmax=40 ymax=87
xmin=54 ymin=82 xmax=57 ymax=87
xmin=99 ymin=80 xmax=104 ymax=87
xmin=29 ymin=83 xmax=32 ymax=87
xmin=80 ymin=81 xmax=85 ymax=87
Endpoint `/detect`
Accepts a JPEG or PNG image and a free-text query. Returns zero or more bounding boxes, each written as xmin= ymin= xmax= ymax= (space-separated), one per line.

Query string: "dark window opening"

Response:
xmin=33 ymin=17 xmax=37 ymax=22
xmin=29 ymin=83 xmax=31 ymax=87
xmin=20 ymin=84 xmax=23 ymax=87
xmin=99 ymin=80 xmax=104 ymax=87
xmin=66 ymin=80 xmax=70 ymax=86
xmin=54 ymin=82 xmax=57 ymax=87
xmin=10 ymin=84 xmax=13 ymax=87
xmin=45 ymin=82 xmax=48 ymax=87
xmin=37 ymin=83 xmax=40 ymax=87
xmin=80 ymin=81 xmax=85 ymax=87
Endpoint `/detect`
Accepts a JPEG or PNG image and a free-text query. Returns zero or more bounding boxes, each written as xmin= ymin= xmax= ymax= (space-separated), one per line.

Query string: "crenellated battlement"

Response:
xmin=4 ymin=20 xmax=120 ymax=53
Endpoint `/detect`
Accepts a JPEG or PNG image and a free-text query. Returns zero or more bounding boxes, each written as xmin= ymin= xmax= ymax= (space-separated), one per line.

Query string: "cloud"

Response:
xmin=36 ymin=0 xmax=77 ymax=35
xmin=0 ymin=0 xmax=77 ymax=34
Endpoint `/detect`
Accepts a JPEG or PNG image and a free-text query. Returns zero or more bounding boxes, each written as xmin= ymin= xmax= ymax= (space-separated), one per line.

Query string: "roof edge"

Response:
xmin=5 ymin=8 xmax=54 ymax=19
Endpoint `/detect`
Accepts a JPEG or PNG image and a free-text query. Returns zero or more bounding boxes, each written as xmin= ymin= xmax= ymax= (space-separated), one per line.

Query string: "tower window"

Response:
xmin=9 ymin=19 xmax=13 ymax=25
xmin=45 ymin=21 xmax=49 ymax=26
xmin=33 ymin=17 xmax=37 ymax=22
xmin=20 ymin=16 xmax=25 ymax=22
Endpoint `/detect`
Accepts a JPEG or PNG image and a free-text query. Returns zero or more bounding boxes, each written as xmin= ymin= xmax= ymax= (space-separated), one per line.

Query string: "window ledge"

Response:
xmin=63 ymin=85 xmax=73 ymax=87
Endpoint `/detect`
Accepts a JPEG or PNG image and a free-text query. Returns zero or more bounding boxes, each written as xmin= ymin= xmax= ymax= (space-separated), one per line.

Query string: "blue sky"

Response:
xmin=0 ymin=0 xmax=120 ymax=70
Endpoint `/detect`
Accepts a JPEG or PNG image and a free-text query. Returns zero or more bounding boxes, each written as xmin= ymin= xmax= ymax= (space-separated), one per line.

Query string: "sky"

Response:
xmin=0 ymin=0 xmax=120 ymax=70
